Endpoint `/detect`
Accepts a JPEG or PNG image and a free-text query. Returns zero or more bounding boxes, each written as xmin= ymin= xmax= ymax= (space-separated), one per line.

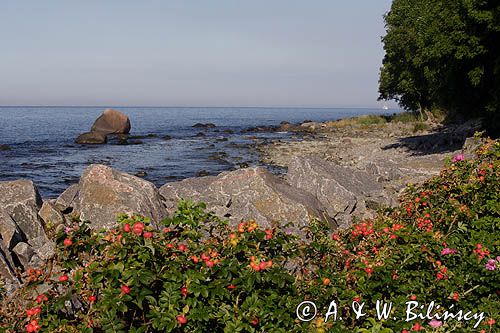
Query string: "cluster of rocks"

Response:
xmin=1 ymin=113 xmax=481 ymax=292
xmin=75 ymin=109 xmax=131 ymax=144
xmin=0 ymin=151 xmax=401 ymax=290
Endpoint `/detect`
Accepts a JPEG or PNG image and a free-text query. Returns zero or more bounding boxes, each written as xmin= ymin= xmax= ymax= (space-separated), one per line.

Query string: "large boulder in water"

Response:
xmin=159 ymin=167 xmax=335 ymax=232
xmin=91 ymin=108 xmax=131 ymax=135
xmin=68 ymin=165 xmax=167 ymax=230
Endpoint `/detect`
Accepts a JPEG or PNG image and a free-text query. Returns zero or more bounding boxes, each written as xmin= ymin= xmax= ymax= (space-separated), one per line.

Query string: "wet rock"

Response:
xmin=75 ymin=131 xmax=107 ymax=144
xmin=69 ymin=164 xmax=167 ymax=230
xmin=196 ymin=170 xmax=210 ymax=177
xmin=0 ymin=144 xmax=11 ymax=151
xmin=135 ymin=171 xmax=147 ymax=178
xmin=162 ymin=135 xmax=173 ymax=140
xmin=223 ymin=129 xmax=235 ymax=134
xmin=91 ymin=109 xmax=131 ymax=135
xmin=159 ymin=167 xmax=335 ymax=232
xmin=192 ymin=123 xmax=216 ymax=129
xmin=195 ymin=132 xmax=206 ymax=137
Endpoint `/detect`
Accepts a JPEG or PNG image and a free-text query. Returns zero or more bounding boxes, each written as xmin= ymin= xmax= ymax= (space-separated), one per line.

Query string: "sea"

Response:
xmin=0 ymin=107 xmax=393 ymax=198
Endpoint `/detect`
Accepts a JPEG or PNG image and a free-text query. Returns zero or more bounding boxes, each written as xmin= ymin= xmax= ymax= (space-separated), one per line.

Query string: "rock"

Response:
xmin=55 ymin=184 xmax=79 ymax=213
xmin=0 ymin=180 xmax=46 ymax=241
xmin=195 ymin=132 xmax=206 ymax=137
xmin=12 ymin=242 xmax=35 ymax=268
xmin=162 ymin=135 xmax=173 ymax=140
xmin=196 ymin=170 xmax=210 ymax=177
xmin=462 ymin=136 xmax=486 ymax=159
xmin=75 ymin=131 xmax=107 ymax=144
xmin=0 ymin=240 xmax=21 ymax=287
xmin=0 ymin=144 xmax=11 ymax=151
xmin=159 ymin=167 xmax=335 ymax=232
xmin=39 ymin=201 xmax=65 ymax=229
xmin=70 ymin=164 xmax=167 ymax=230
xmin=223 ymin=129 xmax=235 ymax=134
xmin=91 ymin=109 xmax=131 ymax=135
xmin=135 ymin=171 xmax=147 ymax=178
xmin=286 ymin=156 xmax=396 ymax=227
xmin=0 ymin=208 xmax=23 ymax=249
xmin=0 ymin=180 xmax=53 ymax=286
xmin=192 ymin=123 xmax=216 ymax=129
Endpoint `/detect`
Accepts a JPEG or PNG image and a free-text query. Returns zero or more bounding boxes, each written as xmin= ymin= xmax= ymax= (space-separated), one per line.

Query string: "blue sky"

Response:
xmin=0 ymin=0 xmax=394 ymax=107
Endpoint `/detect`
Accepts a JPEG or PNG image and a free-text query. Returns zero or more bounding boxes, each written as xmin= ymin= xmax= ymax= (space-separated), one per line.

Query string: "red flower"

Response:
xmin=191 ymin=255 xmax=199 ymax=263
xmin=365 ymin=267 xmax=374 ymax=275
xmin=132 ymin=222 xmax=144 ymax=236
xmin=227 ymin=284 xmax=236 ymax=290
xmin=89 ymin=295 xmax=97 ymax=303
xmin=123 ymin=223 xmax=131 ymax=233
xmin=412 ymin=322 xmax=422 ymax=331
xmin=251 ymin=317 xmax=259 ymax=326
xmin=410 ymin=295 xmax=417 ymax=301
xmin=143 ymin=231 xmax=153 ymax=239
xmin=121 ymin=285 xmax=131 ymax=294
xmin=181 ymin=286 xmax=188 ymax=297
xmin=36 ymin=294 xmax=48 ymax=304
xmin=178 ymin=244 xmax=187 ymax=252
xmin=26 ymin=320 xmax=40 ymax=333
xmin=58 ymin=274 xmax=69 ymax=282
xmin=63 ymin=238 xmax=72 ymax=246
xmin=176 ymin=315 xmax=188 ymax=325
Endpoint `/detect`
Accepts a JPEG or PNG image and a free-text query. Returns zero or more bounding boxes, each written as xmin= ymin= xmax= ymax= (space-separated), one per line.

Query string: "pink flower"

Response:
xmin=441 ymin=248 xmax=457 ymax=255
xmin=485 ymin=259 xmax=496 ymax=271
xmin=64 ymin=227 xmax=71 ymax=234
xmin=452 ymin=153 xmax=464 ymax=163
xmin=429 ymin=319 xmax=442 ymax=328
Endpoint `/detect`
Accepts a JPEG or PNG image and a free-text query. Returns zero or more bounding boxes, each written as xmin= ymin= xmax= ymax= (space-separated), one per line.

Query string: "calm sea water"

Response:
xmin=0 ymin=107 xmax=391 ymax=198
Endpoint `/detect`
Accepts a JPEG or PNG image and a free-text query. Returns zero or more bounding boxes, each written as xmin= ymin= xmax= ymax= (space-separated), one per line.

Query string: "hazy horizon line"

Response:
xmin=0 ymin=104 xmax=395 ymax=109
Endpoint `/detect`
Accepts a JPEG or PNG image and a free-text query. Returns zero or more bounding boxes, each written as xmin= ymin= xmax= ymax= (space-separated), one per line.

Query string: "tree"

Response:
xmin=379 ymin=0 xmax=500 ymax=128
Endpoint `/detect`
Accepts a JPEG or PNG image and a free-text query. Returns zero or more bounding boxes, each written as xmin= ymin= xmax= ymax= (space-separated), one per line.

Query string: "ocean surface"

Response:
xmin=0 ymin=107 xmax=392 ymax=198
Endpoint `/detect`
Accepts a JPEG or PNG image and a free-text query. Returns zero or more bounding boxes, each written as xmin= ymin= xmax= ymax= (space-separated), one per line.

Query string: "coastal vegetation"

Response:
xmin=378 ymin=0 xmax=500 ymax=131
xmin=1 ymin=137 xmax=498 ymax=332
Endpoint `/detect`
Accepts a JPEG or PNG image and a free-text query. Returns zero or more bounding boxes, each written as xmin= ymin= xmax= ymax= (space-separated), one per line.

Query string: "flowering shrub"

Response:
xmin=0 ymin=138 xmax=498 ymax=332
xmin=299 ymin=138 xmax=499 ymax=332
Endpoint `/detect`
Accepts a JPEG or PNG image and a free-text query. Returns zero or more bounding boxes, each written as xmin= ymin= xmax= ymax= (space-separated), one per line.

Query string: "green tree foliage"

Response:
xmin=379 ymin=0 xmax=500 ymax=126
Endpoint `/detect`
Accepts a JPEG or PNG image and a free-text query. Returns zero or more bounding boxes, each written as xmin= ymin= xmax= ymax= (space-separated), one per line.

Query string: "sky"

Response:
xmin=0 ymin=0 xmax=394 ymax=108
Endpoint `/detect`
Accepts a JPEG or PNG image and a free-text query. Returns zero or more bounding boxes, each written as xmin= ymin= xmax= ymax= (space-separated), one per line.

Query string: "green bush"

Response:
xmin=1 ymin=139 xmax=499 ymax=332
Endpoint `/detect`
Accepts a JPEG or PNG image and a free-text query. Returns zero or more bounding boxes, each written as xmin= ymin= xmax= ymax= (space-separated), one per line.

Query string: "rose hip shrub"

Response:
xmin=0 ymin=137 xmax=499 ymax=332
xmin=0 ymin=202 xmax=303 ymax=332
xmin=299 ymin=137 xmax=499 ymax=332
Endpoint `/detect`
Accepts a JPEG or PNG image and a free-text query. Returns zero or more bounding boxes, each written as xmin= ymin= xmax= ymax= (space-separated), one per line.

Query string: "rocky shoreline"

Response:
xmin=0 ymin=113 xmax=483 ymax=292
